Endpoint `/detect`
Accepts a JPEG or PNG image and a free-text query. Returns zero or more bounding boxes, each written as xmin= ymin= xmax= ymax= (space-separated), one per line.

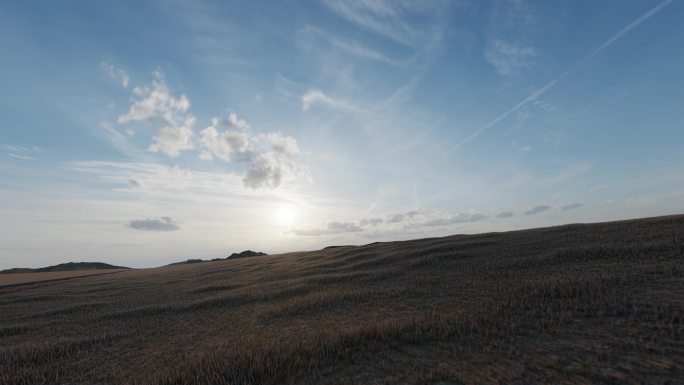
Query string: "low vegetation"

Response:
xmin=0 ymin=215 xmax=682 ymax=384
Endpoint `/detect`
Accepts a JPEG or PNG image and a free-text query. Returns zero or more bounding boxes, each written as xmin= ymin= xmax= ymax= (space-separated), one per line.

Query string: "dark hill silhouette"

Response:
xmin=227 ymin=250 xmax=267 ymax=259
xmin=0 ymin=262 xmax=129 ymax=274
xmin=168 ymin=251 xmax=268 ymax=266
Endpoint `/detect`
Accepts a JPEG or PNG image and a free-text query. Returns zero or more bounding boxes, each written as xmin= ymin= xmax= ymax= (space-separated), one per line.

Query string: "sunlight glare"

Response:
xmin=276 ymin=205 xmax=298 ymax=227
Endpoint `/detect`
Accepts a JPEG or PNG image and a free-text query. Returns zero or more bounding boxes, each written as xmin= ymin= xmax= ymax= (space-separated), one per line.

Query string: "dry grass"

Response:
xmin=0 ymin=215 xmax=682 ymax=384
xmin=0 ymin=269 xmax=129 ymax=288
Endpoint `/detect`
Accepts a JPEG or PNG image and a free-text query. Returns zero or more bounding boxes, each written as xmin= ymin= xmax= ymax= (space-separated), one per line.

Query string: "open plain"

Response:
xmin=0 ymin=215 xmax=682 ymax=385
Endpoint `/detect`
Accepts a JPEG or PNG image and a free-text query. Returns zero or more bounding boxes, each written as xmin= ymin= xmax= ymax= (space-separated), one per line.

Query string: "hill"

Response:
xmin=227 ymin=250 xmax=267 ymax=259
xmin=0 ymin=215 xmax=682 ymax=384
xmin=168 ymin=251 xmax=268 ymax=266
xmin=0 ymin=262 xmax=129 ymax=274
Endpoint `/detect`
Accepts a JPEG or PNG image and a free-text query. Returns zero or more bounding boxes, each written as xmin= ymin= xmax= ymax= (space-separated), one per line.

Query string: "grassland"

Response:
xmin=0 ymin=269 xmax=129 ymax=288
xmin=0 ymin=215 xmax=682 ymax=384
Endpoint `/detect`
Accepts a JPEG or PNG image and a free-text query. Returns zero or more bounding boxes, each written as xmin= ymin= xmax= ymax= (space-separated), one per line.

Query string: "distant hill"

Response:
xmin=167 ymin=259 xmax=206 ymax=266
xmin=0 ymin=262 xmax=129 ymax=274
xmin=227 ymin=250 xmax=267 ymax=259
xmin=168 ymin=251 xmax=268 ymax=266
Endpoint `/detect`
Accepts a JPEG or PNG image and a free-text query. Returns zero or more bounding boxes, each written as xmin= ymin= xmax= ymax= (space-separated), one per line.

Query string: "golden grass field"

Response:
xmin=0 ymin=270 xmax=129 ymax=288
xmin=1 ymin=215 xmax=682 ymax=384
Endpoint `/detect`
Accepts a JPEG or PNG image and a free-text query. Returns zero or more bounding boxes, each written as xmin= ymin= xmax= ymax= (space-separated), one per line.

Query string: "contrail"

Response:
xmin=451 ymin=0 xmax=673 ymax=151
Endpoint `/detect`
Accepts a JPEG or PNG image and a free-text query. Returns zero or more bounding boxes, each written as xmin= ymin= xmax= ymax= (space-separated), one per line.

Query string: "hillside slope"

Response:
xmin=0 ymin=215 xmax=682 ymax=384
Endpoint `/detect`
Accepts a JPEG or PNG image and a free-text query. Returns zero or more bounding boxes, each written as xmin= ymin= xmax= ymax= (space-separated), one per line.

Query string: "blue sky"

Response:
xmin=1 ymin=0 xmax=683 ymax=268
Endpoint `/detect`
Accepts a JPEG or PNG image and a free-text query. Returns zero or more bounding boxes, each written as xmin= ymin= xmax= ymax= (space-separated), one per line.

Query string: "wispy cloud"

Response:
xmin=1 ymin=144 xmax=41 ymax=161
xmin=300 ymin=25 xmax=400 ymax=66
xmin=292 ymin=221 xmax=362 ymax=236
xmin=496 ymin=211 xmax=514 ymax=218
xmin=524 ymin=205 xmax=551 ymax=216
xmin=421 ymin=212 xmax=487 ymax=227
xmin=321 ymin=0 xmax=446 ymax=46
xmin=485 ymin=39 xmax=536 ymax=76
xmin=301 ymin=89 xmax=356 ymax=112
xmin=453 ymin=0 xmax=673 ymax=151
xmin=101 ymin=62 xmax=130 ymax=88
xmin=127 ymin=217 xmax=180 ymax=231
xmin=561 ymin=203 xmax=582 ymax=211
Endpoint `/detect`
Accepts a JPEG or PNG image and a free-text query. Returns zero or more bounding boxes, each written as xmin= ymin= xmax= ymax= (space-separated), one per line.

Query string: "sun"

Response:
xmin=275 ymin=205 xmax=298 ymax=227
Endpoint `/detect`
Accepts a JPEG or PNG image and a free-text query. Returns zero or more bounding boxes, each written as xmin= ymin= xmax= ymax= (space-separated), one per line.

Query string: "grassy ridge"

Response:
xmin=0 ymin=215 xmax=682 ymax=384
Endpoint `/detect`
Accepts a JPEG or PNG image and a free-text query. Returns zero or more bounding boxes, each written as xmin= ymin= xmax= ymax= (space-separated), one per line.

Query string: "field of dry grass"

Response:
xmin=0 ymin=269 xmax=129 ymax=288
xmin=1 ymin=215 xmax=682 ymax=384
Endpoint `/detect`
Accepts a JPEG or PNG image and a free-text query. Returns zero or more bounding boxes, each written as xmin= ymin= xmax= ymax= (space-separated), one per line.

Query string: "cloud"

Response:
xmin=101 ymin=62 xmax=130 ymax=88
xmin=496 ymin=211 xmax=514 ymax=218
xmin=386 ymin=213 xmax=405 ymax=223
xmin=452 ymin=0 xmax=673 ymax=151
xmin=198 ymin=113 xmax=303 ymax=190
xmin=292 ymin=221 xmax=363 ymax=236
xmin=421 ymin=212 xmax=487 ymax=227
xmin=561 ymin=203 xmax=582 ymax=211
xmin=126 ymin=217 xmax=180 ymax=231
xmin=111 ymin=71 xmax=305 ymax=190
xmin=200 ymin=125 xmax=251 ymax=162
xmin=2 ymin=144 xmax=41 ymax=161
xmin=148 ymin=125 xmax=195 ymax=156
xmin=359 ymin=217 xmax=384 ymax=226
xmin=242 ymin=153 xmax=299 ymax=190
xmin=328 ymin=221 xmax=363 ymax=233
xmin=358 ymin=209 xmax=421 ymax=227
xmin=524 ymin=205 xmax=551 ymax=215
xmin=261 ymin=132 xmax=301 ymax=155
xmin=321 ymin=0 xmax=447 ymax=46
xmin=118 ymin=71 xmax=196 ymax=156
xmin=485 ymin=40 xmax=536 ymax=76
xmin=300 ymin=25 xmax=400 ymax=65
xmin=118 ymin=71 xmax=190 ymax=125
xmin=224 ymin=111 xmax=250 ymax=130
xmin=301 ymin=89 xmax=353 ymax=111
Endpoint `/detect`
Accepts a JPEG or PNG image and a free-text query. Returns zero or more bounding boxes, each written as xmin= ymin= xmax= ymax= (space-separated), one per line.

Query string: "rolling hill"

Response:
xmin=0 ymin=262 xmax=129 ymax=274
xmin=0 ymin=215 xmax=682 ymax=384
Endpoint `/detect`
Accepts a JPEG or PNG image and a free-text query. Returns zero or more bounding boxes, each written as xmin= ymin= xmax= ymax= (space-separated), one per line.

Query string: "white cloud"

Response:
xmin=148 ymin=125 xmax=194 ymax=156
xmin=200 ymin=125 xmax=251 ymax=162
xmin=112 ymin=71 xmax=305 ymax=190
xmin=485 ymin=40 xmax=536 ymax=77
xmin=301 ymin=89 xmax=349 ymax=111
xmin=261 ymin=132 xmax=301 ymax=155
xmin=118 ymin=71 xmax=190 ymax=125
xmin=126 ymin=217 xmax=180 ymax=231
xmin=199 ymin=112 xmax=304 ymax=190
xmin=242 ymin=153 xmax=298 ymax=190
xmin=118 ymin=71 xmax=196 ymax=157
xmin=226 ymin=111 xmax=250 ymax=130
xmin=101 ymin=62 xmax=130 ymax=88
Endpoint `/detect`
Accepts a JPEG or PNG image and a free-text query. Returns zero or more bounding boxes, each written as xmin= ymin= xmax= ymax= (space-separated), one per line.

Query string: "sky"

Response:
xmin=1 ymin=0 xmax=683 ymax=269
